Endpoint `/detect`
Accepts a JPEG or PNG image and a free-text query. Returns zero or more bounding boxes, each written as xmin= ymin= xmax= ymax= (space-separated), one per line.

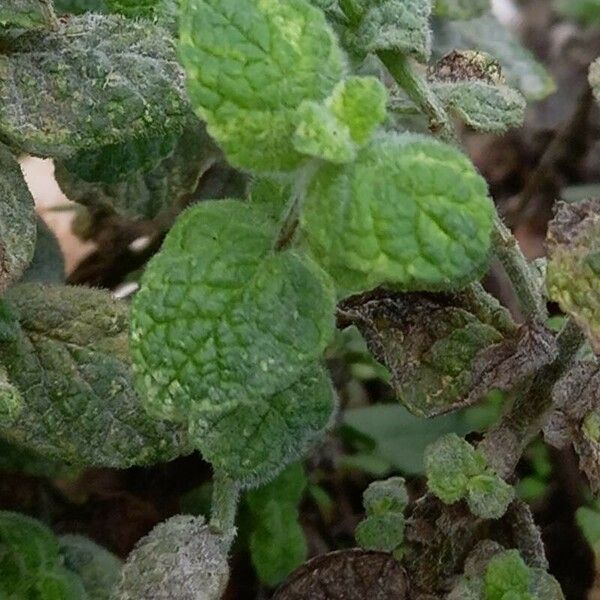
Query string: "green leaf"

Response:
xmin=0 ymin=0 xmax=54 ymax=29
xmin=293 ymin=100 xmax=356 ymax=164
xmin=558 ymin=0 xmax=600 ymax=25
xmin=131 ymin=200 xmax=337 ymax=485
xmin=362 ymin=477 xmax=409 ymax=516
xmin=53 ymin=0 xmax=109 ymax=13
xmin=576 ymin=505 xmax=600 ymax=552
xmin=59 ymin=535 xmax=122 ymax=600
xmin=179 ymin=0 xmax=345 ymax=172
xmin=106 ymin=0 xmax=162 ymax=17
xmin=433 ymin=0 xmax=489 ymax=20
xmin=339 ymin=291 xmax=555 ymax=418
xmin=430 ymin=51 xmax=526 ymax=133
xmin=546 ymin=200 xmax=600 ymax=354
xmin=433 ymin=15 xmax=555 ymax=101
xmin=55 ymin=119 xmax=217 ymax=219
xmin=20 ymin=217 xmax=65 ymax=285
xmin=0 ymin=14 xmax=187 ymax=158
xmin=424 ymin=433 xmax=486 ymax=503
xmin=343 ymin=404 xmax=473 ymax=474
xmin=355 ymin=513 xmax=405 ymax=552
xmin=345 ymin=0 xmax=433 ymax=61
xmin=114 ymin=515 xmax=229 ymax=600
xmin=246 ymin=462 xmax=307 ymax=510
xmin=301 ymin=133 xmax=494 ymax=296
xmin=0 ymin=144 xmax=36 ymax=293
xmin=0 ymin=283 xmax=190 ymax=467
xmin=466 ymin=474 xmax=515 ymax=520
xmin=484 ymin=550 xmax=530 ymax=600
xmin=32 ymin=568 xmax=88 ymax=600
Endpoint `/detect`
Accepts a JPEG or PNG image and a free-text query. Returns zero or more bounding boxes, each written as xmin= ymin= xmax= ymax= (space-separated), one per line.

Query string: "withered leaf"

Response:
xmin=544 ymin=359 xmax=600 ymax=494
xmin=338 ymin=290 xmax=557 ymax=417
xmin=546 ymin=199 xmax=600 ymax=354
xmin=273 ymin=549 xmax=409 ymax=600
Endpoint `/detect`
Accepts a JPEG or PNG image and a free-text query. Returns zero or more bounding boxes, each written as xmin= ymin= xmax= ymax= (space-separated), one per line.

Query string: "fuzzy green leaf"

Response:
xmin=106 ymin=0 xmax=162 ymax=16
xmin=131 ymin=200 xmax=336 ymax=485
xmin=0 ymin=0 xmax=53 ymax=28
xmin=363 ymin=477 xmax=409 ymax=516
xmin=434 ymin=15 xmax=555 ymax=101
xmin=59 ymin=535 xmax=122 ymax=600
xmin=430 ymin=51 xmax=526 ymax=133
xmin=434 ymin=0 xmax=489 ymax=19
xmin=114 ymin=515 xmax=229 ymax=600
xmin=0 ymin=283 xmax=190 ymax=467
xmin=0 ymin=14 xmax=187 ymax=158
xmin=0 ymin=144 xmax=36 ymax=293
xmin=355 ymin=513 xmax=405 ymax=552
xmin=546 ymin=200 xmax=600 ymax=354
xmin=484 ymin=550 xmax=531 ymax=600
xmin=179 ymin=0 xmax=345 ymax=172
xmin=345 ymin=0 xmax=433 ymax=61
xmin=55 ymin=120 xmax=217 ymax=219
xmin=467 ymin=474 xmax=515 ymax=520
xmin=301 ymin=133 xmax=493 ymax=296
xmin=0 ymin=511 xmax=88 ymax=599
xmin=424 ymin=433 xmax=486 ymax=503
xmin=53 ymin=0 xmax=109 ymax=13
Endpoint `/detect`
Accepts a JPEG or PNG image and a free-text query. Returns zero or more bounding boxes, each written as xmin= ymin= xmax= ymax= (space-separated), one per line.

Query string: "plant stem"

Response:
xmin=41 ymin=0 xmax=59 ymax=28
xmin=209 ymin=472 xmax=240 ymax=537
xmin=491 ymin=214 xmax=546 ymax=323
xmin=479 ymin=318 xmax=585 ymax=478
xmin=378 ymin=50 xmax=456 ymax=143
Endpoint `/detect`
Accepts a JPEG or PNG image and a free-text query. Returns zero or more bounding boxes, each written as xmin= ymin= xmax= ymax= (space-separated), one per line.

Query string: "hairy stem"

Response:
xmin=378 ymin=50 xmax=456 ymax=143
xmin=209 ymin=472 xmax=240 ymax=538
xmin=480 ymin=318 xmax=585 ymax=478
xmin=491 ymin=214 xmax=546 ymax=323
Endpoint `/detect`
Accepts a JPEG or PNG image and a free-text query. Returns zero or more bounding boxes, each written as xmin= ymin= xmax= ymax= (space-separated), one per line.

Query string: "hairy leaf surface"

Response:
xmin=131 ymin=200 xmax=337 ymax=484
xmin=114 ymin=515 xmax=229 ymax=600
xmin=0 ymin=0 xmax=53 ymax=28
xmin=179 ymin=0 xmax=345 ymax=172
xmin=430 ymin=51 xmax=526 ymax=133
xmin=55 ymin=120 xmax=217 ymax=219
xmin=301 ymin=133 xmax=494 ymax=296
xmin=0 ymin=144 xmax=36 ymax=292
xmin=434 ymin=0 xmax=489 ymax=19
xmin=0 ymin=14 xmax=187 ymax=157
xmin=546 ymin=200 xmax=600 ymax=353
xmin=434 ymin=15 xmax=555 ymax=101
xmin=0 ymin=283 xmax=190 ymax=467
xmin=339 ymin=290 xmax=556 ymax=417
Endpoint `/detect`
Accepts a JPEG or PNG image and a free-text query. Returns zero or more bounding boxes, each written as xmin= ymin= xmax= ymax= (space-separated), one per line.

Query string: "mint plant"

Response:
xmin=0 ymin=0 xmax=597 ymax=597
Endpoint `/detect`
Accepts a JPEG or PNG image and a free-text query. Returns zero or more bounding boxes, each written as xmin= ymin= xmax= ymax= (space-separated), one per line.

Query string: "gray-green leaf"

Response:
xmin=0 ymin=14 xmax=188 ymax=158
xmin=0 ymin=0 xmax=54 ymax=29
xmin=0 ymin=283 xmax=190 ymax=467
xmin=0 ymin=144 xmax=36 ymax=293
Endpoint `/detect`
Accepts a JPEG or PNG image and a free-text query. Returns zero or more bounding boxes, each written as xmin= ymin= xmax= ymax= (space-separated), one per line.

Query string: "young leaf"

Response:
xmin=245 ymin=464 xmax=308 ymax=586
xmin=54 ymin=119 xmax=217 ymax=219
xmin=0 ymin=144 xmax=36 ymax=293
xmin=484 ymin=550 xmax=531 ymax=600
xmin=429 ymin=51 xmax=526 ymax=133
xmin=434 ymin=15 xmax=555 ymax=101
xmin=338 ymin=291 xmax=556 ymax=417
xmin=179 ymin=0 xmax=345 ymax=172
xmin=59 ymin=535 xmax=122 ymax=600
xmin=433 ymin=0 xmax=490 ymax=20
xmin=131 ymin=200 xmax=337 ymax=484
xmin=114 ymin=515 xmax=230 ymax=600
xmin=106 ymin=0 xmax=162 ymax=17
xmin=0 ymin=283 xmax=190 ymax=467
xmin=424 ymin=433 xmax=487 ymax=503
xmin=0 ymin=0 xmax=54 ymax=29
xmin=355 ymin=513 xmax=405 ymax=552
xmin=546 ymin=200 xmax=600 ymax=353
xmin=466 ymin=474 xmax=514 ymax=520
xmin=301 ymin=133 xmax=494 ymax=296
xmin=363 ymin=477 xmax=409 ymax=516
xmin=0 ymin=14 xmax=187 ymax=158
xmin=344 ymin=0 xmax=433 ymax=62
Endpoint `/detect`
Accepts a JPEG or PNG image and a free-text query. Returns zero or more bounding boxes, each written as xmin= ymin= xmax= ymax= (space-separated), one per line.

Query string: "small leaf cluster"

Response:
xmin=425 ymin=433 xmax=514 ymax=519
xmin=355 ymin=477 xmax=408 ymax=553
